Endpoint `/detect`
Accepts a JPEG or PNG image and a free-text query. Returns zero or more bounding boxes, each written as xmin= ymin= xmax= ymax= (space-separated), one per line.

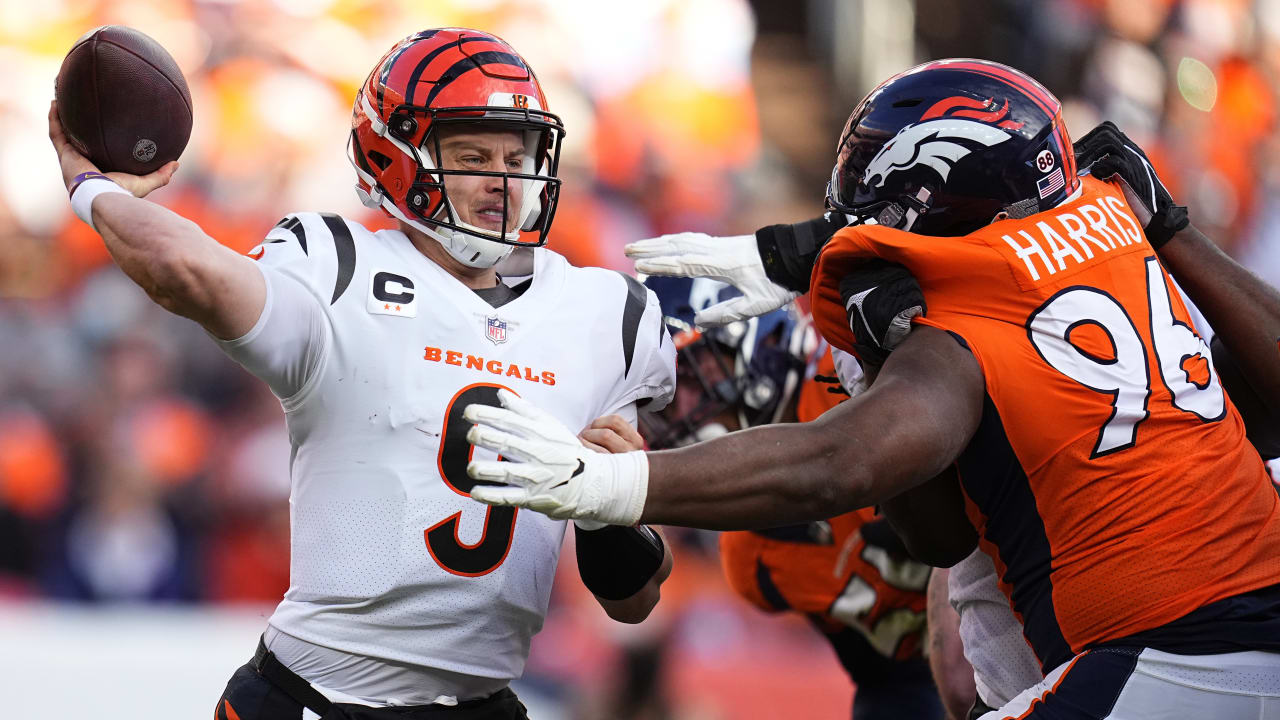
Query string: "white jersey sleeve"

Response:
xmin=599 ymin=275 xmax=677 ymax=417
xmin=213 ymin=212 xmax=344 ymax=404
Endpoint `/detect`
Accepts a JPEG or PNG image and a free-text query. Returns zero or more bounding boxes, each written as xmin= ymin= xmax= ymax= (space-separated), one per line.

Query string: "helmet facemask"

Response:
xmin=638 ymin=317 xmax=745 ymax=449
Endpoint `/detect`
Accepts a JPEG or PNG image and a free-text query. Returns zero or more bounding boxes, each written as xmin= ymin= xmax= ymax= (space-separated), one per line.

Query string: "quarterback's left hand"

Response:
xmin=579 ymin=414 xmax=645 ymax=454
xmin=465 ymin=390 xmax=650 ymax=526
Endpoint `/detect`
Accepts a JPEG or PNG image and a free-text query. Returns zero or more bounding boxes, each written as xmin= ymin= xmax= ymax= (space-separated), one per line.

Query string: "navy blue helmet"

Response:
xmin=827 ymin=58 xmax=1079 ymax=237
xmin=640 ymin=275 xmax=817 ymax=449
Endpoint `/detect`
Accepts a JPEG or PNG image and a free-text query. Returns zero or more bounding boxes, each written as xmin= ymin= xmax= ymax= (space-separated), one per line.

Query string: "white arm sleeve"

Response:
xmin=948 ymin=548 xmax=1045 ymax=708
xmin=213 ymin=260 xmax=331 ymax=405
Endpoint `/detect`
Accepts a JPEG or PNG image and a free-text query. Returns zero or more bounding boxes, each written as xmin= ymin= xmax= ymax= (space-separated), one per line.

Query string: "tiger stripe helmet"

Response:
xmin=349 ymin=28 xmax=566 ymax=267
xmin=827 ymin=58 xmax=1078 ymax=237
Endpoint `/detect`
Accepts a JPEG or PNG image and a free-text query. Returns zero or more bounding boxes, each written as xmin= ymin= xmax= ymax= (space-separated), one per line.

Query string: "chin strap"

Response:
xmin=422 ymin=221 xmax=516 ymax=268
xmin=1002 ymin=197 xmax=1041 ymax=220
xmin=872 ymin=187 xmax=934 ymax=230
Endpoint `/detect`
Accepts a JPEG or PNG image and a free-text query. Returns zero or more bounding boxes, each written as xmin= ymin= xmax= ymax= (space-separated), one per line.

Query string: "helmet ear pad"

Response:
xmin=350 ymin=111 xmax=439 ymax=220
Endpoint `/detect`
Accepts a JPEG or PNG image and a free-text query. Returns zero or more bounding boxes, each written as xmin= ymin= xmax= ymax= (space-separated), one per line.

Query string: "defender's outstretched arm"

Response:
xmin=465 ymin=326 xmax=985 ymax=530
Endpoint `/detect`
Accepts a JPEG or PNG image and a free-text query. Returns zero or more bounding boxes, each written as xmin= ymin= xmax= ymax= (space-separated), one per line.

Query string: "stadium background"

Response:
xmin=1 ymin=0 xmax=1277 ymax=716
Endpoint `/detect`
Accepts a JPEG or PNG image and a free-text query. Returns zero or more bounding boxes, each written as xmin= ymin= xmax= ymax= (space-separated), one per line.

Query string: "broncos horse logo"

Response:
xmin=863 ymin=96 xmax=1017 ymax=189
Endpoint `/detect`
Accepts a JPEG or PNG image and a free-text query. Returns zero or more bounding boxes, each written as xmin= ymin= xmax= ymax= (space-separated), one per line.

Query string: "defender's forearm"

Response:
xmin=639 ymin=327 xmax=984 ymax=530
xmin=642 ymin=420 xmax=858 ymax=529
xmin=881 ymin=466 xmax=977 ymax=567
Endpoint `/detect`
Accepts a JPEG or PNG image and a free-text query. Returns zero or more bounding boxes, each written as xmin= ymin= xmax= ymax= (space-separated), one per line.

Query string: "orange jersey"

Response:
xmin=719 ymin=509 xmax=930 ymax=661
xmin=720 ymin=350 xmax=930 ymax=661
xmin=810 ymin=175 xmax=1280 ymax=670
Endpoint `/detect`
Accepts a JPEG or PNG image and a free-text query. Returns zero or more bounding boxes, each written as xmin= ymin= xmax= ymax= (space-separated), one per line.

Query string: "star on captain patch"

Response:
xmin=367 ymin=269 xmax=417 ymax=318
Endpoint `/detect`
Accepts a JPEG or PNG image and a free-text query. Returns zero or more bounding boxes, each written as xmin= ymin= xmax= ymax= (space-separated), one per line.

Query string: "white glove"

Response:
xmin=464 ymin=389 xmax=649 ymax=526
xmin=624 ymin=232 xmax=799 ymax=327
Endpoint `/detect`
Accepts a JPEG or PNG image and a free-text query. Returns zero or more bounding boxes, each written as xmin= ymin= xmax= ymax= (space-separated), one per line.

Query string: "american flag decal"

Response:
xmin=1037 ymin=168 xmax=1065 ymax=199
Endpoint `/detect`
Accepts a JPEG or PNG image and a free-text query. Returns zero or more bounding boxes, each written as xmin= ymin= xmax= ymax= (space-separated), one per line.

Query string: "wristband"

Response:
xmin=1145 ymin=204 xmax=1189 ymax=251
xmin=70 ymin=177 xmax=131 ymax=232
xmin=578 ymin=450 xmax=649 ymax=527
xmin=613 ymin=451 xmax=649 ymax=527
xmin=68 ymin=171 xmax=109 ymax=198
xmin=756 ymin=214 xmax=846 ymax=293
xmin=575 ymin=523 xmax=666 ymax=600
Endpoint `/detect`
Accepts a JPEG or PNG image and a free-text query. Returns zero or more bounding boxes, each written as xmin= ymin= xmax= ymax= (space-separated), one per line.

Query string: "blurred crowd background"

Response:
xmin=0 ymin=0 xmax=1277 ymax=716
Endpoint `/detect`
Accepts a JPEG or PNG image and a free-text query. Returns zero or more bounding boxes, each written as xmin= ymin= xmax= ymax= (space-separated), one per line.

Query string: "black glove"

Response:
xmin=1073 ymin=121 xmax=1189 ymax=249
xmin=837 ymin=259 xmax=925 ymax=367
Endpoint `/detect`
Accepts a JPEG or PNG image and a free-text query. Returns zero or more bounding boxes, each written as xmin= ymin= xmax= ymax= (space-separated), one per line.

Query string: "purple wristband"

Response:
xmin=68 ymin=171 xmax=111 ymax=199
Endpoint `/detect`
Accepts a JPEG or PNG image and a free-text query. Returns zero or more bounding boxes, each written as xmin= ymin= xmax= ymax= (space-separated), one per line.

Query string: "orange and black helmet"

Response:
xmin=349 ymin=28 xmax=565 ymax=267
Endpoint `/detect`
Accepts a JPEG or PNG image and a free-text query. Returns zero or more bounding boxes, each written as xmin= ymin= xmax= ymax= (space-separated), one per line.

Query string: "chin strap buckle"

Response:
xmin=874 ymin=187 xmax=933 ymax=230
xmin=1002 ymin=197 xmax=1040 ymax=220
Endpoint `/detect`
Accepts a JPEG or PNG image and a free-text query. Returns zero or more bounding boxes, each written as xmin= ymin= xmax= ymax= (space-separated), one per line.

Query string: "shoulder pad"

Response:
xmin=258 ymin=212 xmax=363 ymax=305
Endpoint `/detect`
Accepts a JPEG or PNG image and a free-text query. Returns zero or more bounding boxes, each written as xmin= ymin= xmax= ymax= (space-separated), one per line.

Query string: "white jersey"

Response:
xmin=216 ymin=213 xmax=675 ymax=701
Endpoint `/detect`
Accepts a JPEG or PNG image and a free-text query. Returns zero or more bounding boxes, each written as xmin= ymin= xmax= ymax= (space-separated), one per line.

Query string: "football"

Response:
xmin=55 ymin=25 xmax=193 ymax=175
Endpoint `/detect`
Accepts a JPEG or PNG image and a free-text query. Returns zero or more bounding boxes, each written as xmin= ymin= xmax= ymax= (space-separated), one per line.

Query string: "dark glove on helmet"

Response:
xmin=1074 ymin=121 xmax=1189 ymax=249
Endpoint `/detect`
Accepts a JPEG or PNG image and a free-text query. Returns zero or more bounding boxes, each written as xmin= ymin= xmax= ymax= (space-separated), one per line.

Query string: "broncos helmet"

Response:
xmin=350 ymin=28 xmax=566 ymax=268
xmin=827 ymin=58 xmax=1079 ymax=237
xmin=640 ymin=276 xmax=819 ymax=449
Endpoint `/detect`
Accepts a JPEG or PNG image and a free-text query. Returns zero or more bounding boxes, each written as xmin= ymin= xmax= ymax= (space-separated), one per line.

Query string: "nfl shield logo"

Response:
xmin=486 ymin=316 xmax=508 ymax=345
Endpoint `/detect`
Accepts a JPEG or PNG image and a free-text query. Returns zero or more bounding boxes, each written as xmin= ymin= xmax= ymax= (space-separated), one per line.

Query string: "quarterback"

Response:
xmin=50 ymin=29 xmax=675 ymax=719
xmin=462 ymin=60 xmax=1280 ymax=719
